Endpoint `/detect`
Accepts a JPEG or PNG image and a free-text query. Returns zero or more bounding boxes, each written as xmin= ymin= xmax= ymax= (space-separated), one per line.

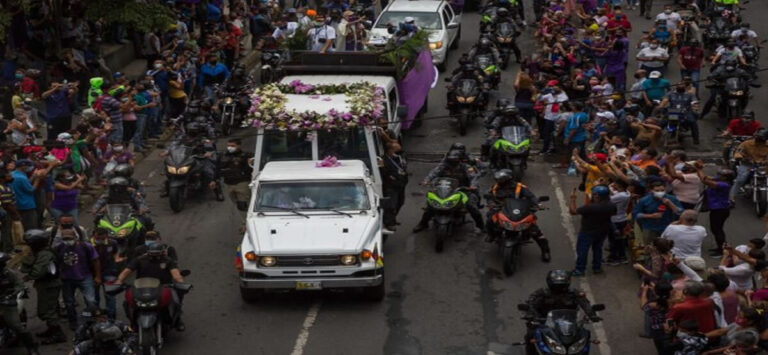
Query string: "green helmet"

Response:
xmin=90 ymin=77 xmax=104 ymax=89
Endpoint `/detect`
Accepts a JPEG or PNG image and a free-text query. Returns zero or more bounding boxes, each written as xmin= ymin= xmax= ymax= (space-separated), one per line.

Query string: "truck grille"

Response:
xmin=275 ymin=255 xmax=341 ymax=267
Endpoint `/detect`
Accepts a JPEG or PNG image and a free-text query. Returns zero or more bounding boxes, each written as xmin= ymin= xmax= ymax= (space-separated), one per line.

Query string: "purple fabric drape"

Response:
xmin=397 ymin=50 xmax=435 ymax=130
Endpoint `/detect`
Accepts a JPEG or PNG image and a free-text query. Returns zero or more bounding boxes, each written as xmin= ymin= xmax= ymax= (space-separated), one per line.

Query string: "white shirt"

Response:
xmin=272 ymin=22 xmax=299 ymax=40
xmin=656 ymin=12 xmax=682 ymax=31
xmin=719 ymin=263 xmax=755 ymax=291
xmin=731 ymin=29 xmax=758 ymax=39
xmin=636 ymin=46 xmax=669 ymax=68
xmin=540 ymin=92 xmax=569 ymax=121
xmin=610 ymin=191 xmax=630 ymax=223
xmin=661 ymin=224 xmax=707 ymax=258
xmin=715 ymin=46 xmax=743 ymax=58
xmin=308 ymin=25 xmax=336 ymax=52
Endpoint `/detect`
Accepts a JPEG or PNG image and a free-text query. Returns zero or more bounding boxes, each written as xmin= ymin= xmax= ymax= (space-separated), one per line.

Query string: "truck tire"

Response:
xmin=362 ymin=273 xmax=385 ymax=302
xmin=240 ymin=288 xmax=265 ymax=303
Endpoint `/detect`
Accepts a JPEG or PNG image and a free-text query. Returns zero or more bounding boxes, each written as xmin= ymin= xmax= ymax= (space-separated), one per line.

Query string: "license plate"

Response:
xmin=295 ymin=281 xmax=322 ymax=290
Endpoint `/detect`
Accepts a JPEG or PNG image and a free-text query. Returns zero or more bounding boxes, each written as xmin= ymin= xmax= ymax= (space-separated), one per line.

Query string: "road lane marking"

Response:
xmin=549 ymin=171 xmax=612 ymax=355
xmin=290 ymin=301 xmax=321 ymax=355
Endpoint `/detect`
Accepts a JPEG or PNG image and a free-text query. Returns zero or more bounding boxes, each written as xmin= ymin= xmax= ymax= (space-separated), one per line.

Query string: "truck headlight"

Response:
xmin=260 ymin=256 xmax=277 ymax=267
xmin=340 ymin=255 xmax=357 ymax=265
xmin=429 ymin=41 xmax=443 ymax=50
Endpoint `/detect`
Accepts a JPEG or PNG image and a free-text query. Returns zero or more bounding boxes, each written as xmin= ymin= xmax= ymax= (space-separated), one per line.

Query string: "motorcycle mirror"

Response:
xmin=750 ymin=83 xmax=762 ymax=88
xmin=592 ymin=304 xmax=606 ymax=312
xmin=444 ymin=77 xmax=452 ymax=82
xmin=181 ymin=269 xmax=192 ymax=277
xmin=174 ymin=283 xmax=193 ymax=292
xmin=538 ymin=196 xmax=550 ymax=202
xmin=397 ymin=106 xmax=409 ymax=119
xmin=517 ymin=304 xmax=530 ymax=311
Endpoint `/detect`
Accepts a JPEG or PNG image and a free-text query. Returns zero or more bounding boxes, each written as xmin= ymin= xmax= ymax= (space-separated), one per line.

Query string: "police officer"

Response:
xmin=113 ymin=163 xmax=144 ymax=197
xmin=485 ymin=170 xmax=550 ymax=261
xmin=0 ymin=252 xmax=39 ymax=354
xmin=72 ymin=306 xmax=137 ymax=354
xmin=482 ymin=100 xmax=533 ymax=164
xmin=219 ymin=138 xmax=253 ymax=221
xmin=486 ymin=8 xmax=523 ymax=63
xmin=446 ymin=64 xmax=488 ymax=115
xmin=467 ymin=37 xmax=503 ymax=67
xmin=19 ymin=229 xmax=66 ymax=344
xmin=91 ymin=177 xmax=149 ymax=216
xmin=378 ymin=129 xmax=408 ymax=235
xmin=413 ymin=151 xmax=485 ymax=233
xmin=224 ymin=64 xmax=250 ymax=92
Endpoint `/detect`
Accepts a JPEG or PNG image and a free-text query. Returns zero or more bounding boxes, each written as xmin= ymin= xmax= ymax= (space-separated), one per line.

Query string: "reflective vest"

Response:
xmin=715 ymin=0 xmax=738 ymax=4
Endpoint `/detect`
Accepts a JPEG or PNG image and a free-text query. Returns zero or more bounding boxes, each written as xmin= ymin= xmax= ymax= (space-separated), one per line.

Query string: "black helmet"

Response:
xmin=113 ymin=164 xmax=133 ymax=178
xmin=108 ymin=176 xmax=129 ymax=188
xmin=741 ymin=109 xmax=755 ymax=120
xmin=445 ymin=150 xmax=461 ymax=165
xmin=233 ymin=68 xmax=246 ymax=77
xmin=501 ymin=104 xmax=519 ymax=115
xmin=493 ymin=169 xmax=515 ymax=184
xmin=185 ymin=122 xmax=203 ymax=136
xmin=450 ymin=142 xmax=466 ymax=154
xmin=479 ymin=37 xmax=492 ymax=49
xmin=755 ymin=128 xmax=768 ymax=141
xmin=23 ymin=229 xmax=49 ymax=251
xmin=461 ymin=64 xmax=475 ymax=73
xmin=716 ymin=168 xmax=735 ymax=182
xmin=496 ymin=98 xmax=512 ymax=108
xmin=546 ymin=269 xmax=571 ymax=294
xmin=147 ymin=243 xmax=166 ymax=258
xmin=0 ymin=252 xmax=10 ymax=271
xmin=497 ymin=7 xmax=509 ymax=17
xmin=200 ymin=99 xmax=213 ymax=109
xmin=92 ymin=322 xmax=124 ymax=342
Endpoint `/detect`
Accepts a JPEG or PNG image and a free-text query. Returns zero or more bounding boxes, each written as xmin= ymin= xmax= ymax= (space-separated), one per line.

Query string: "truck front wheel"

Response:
xmin=362 ymin=274 xmax=385 ymax=302
xmin=240 ymin=288 xmax=265 ymax=303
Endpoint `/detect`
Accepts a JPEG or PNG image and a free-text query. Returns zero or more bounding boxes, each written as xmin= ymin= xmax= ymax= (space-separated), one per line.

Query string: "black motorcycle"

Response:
xmin=216 ymin=87 xmax=251 ymax=136
xmin=106 ymin=273 xmax=192 ymax=355
xmin=0 ymin=289 xmax=28 ymax=350
xmin=740 ymin=163 xmax=768 ymax=217
xmin=661 ymin=105 xmax=690 ymax=147
xmin=260 ymin=49 xmax=287 ymax=85
xmin=164 ymin=145 xmax=203 ymax=213
xmin=718 ymin=76 xmax=749 ymax=120
xmin=425 ymin=178 xmax=472 ymax=252
xmin=704 ymin=16 xmax=731 ymax=50
xmin=516 ymin=304 xmax=605 ymax=355
xmin=494 ymin=22 xmax=518 ymax=69
xmin=447 ymin=78 xmax=483 ymax=136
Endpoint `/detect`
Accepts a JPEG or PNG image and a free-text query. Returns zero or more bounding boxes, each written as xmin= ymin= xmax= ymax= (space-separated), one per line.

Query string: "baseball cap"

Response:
xmin=405 ymin=16 xmax=415 ymax=23
xmin=546 ymin=80 xmax=559 ymax=87
xmin=649 ymin=71 xmax=661 ymax=79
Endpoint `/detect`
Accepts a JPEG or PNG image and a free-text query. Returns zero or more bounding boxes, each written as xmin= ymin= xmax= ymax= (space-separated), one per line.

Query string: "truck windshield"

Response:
xmin=260 ymin=130 xmax=313 ymax=169
xmin=255 ymin=181 xmax=370 ymax=211
xmin=375 ymin=12 xmax=442 ymax=30
xmin=317 ymin=128 xmax=373 ymax=171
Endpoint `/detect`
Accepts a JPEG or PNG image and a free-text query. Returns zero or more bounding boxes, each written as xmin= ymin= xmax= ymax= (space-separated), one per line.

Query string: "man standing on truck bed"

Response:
xmin=219 ymin=138 xmax=253 ymax=228
xmin=308 ymin=14 xmax=336 ymax=53
xmin=378 ymin=128 xmax=408 ymax=235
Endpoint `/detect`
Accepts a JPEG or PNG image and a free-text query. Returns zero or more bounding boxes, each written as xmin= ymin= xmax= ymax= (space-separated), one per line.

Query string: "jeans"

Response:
xmin=148 ymin=107 xmax=161 ymax=137
xmin=108 ymin=121 xmax=124 ymax=144
xmin=62 ymin=277 xmax=97 ymax=327
xmin=541 ymin=119 xmax=556 ymax=152
xmin=575 ymin=231 xmax=607 ymax=272
xmin=608 ymin=221 xmax=628 ymax=261
xmin=710 ymin=208 xmax=730 ymax=251
xmin=50 ymin=207 xmax=78 ymax=226
xmin=204 ymin=86 xmax=216 ymax=102
xmin=94 ymin=275 xmax=117 ymax=320
xmin=19 ymin=208 xmax=38 ymax=231
xmin=680 ymin=69 xmax=701 ymax=96
xmin=133 ymin=114 xmax=147 ymax=149
xmin=730 ymin=164 xmax=752 ymax=198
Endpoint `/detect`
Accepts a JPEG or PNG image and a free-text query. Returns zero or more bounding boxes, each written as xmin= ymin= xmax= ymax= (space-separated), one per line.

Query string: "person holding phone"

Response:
xmin=632 ymin=181 xmax=683 ymax=245
xmin=308 ymin=15 xmax=336 ymax=53
xmin=569 ymin=185 xmax=616 ymax=276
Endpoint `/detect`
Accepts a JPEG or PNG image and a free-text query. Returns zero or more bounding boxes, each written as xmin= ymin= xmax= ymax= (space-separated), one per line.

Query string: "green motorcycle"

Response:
xmin=96 ymin=204 xmax=145 ymax=259
xmin=426 ymin=178 xmax=469 ymax=253
xmin=491 ymin=126 xmax=530 ymax=180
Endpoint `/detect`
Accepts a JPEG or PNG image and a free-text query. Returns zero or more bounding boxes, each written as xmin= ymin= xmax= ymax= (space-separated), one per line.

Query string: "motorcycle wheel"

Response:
xmin=221 ymin=114 xmax=232 ymax=136
xmin=510 ymin=164 xmax=524 ymax=181
xmin=435 ymin=223 xmax=450 ymax=253
xmin=756 ymin=200 xmax=767 ymax=218
xmin=502 ymin=244 xmax=519 ymax=276
xmin=169 ymin=186 xmax=185 ymax=213
xmin=139 ymin=327 xmax=158 ymax=355
xmin=457 ymin=112 xmax=468 ymax=136
xmin=260 ymin=67 xmax=273 ymax=85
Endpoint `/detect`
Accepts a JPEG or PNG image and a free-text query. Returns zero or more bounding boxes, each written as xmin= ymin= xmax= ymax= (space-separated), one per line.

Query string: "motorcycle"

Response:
xmin=494 ymin=22 xmax=517 ymax=69
xmin=742 ymin=163 xmax=768 ymax=217
xmin=447 ymin=78 xmax=483 ymax=136
xmin=475 ymin=54 xmax=500 ymax=89
xmin=516 ymin=304 xmax=605 ymax=355
xmin=722 ymin=135 xmax=751 ymax=169
xmin=105 ymin=273 xmax=192 ymax=355
xmin=216 ymin=86 xmax=251 ymax=136
xmin=712 ymin=76 xmax=750 ymax=120
xmin=661 ymin=106 xmax=690 ymax=147
xmin=425 ymin=178 xmax=471 ymax=253
xmin=260 ymin=49 xmax=288 ymax=85
xmin=704 ymin=16 xmax=731 ymax=50
xmin=490 ymin=126 xmax=530 ymax=180
xmin=488 ymin=196 xmax=547 ymax=275
xmin=0 ymin=289 xmax=28 ymax=349
xmin=164 ymin=145 xmax=204 ymax=213
xmin=96 ymin=204 xmax=145 ymax=259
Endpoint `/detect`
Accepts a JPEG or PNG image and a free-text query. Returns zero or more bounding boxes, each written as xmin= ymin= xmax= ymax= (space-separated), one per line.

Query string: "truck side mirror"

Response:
xmin=397 ymin=106 xmax=409 ymax=119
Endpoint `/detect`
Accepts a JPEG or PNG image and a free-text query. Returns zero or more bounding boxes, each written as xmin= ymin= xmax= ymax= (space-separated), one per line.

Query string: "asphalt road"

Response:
xmin=23 ymin=0 xmax=768 ymax=354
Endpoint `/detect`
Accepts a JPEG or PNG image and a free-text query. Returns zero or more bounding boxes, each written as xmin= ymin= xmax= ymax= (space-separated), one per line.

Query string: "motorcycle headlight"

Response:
xmin=567 ymin=337 xmax=589 ymax=354
xmin=465 ymin=96 xmax=476 ymax=103
xmin=224 ymin=97 xmax=234 ymax=104
xmin=137 ymin=300 xmax=159 ymax=308
xmin=116 ymin=229 xmax=129 ymax=238
xmin=428 ymin=198 xmax=443 ymax=209
xmin=543 ymin=335 xmax=567 ymax=355
xmin=456 ymin=96 xmax=466 ymax=103
xmin=260 ymin=256 xmax=277 ymax=267
xmin=166 ymin=166 xmax=177 ymax=174
xmin=730 ymin=90 xmax=744 ymax=96
xmin=340 ymin=255 xmax=357 ymax=265
xmin=177 ymin=166 xmax=190 ymax=174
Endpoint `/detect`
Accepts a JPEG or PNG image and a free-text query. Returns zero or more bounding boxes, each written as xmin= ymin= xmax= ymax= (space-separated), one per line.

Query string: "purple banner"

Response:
xmin=450 ymin=0 xmax=465 ymax=12
xmin=397 ymin=50 xmax=435 ymax=130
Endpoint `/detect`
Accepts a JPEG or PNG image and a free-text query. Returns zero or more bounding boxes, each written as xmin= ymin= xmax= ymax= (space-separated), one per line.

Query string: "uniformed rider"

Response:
xmin=0 ymin=252 xmax=39 ymax=354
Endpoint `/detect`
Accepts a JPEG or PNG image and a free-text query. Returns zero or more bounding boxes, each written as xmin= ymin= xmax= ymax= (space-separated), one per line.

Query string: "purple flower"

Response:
xmin=328 ymin=108 xmax=338 ymax=117
xmin=322 ymin=97 xmax=332 ymax=101
xmin=309 ymin=95 xmax=320 ymax=99
xmin=341 ymin=113 xmax=353 ymax=121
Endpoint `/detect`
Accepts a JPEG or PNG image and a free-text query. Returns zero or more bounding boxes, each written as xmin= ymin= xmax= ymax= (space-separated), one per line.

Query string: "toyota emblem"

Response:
xmin=303 ymin=258 xmax=314 ymax=265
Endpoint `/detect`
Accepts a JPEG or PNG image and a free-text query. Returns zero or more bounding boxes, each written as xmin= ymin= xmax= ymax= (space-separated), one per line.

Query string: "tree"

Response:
xmin=0 ymin=0 xmax=32 ymax=43
xmin=83 ymin=0 xmax=175 ymax=33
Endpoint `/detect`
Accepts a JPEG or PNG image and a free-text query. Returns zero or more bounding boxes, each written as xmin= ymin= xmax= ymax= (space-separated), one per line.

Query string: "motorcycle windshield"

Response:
xmin=498 ymin=23 xmax=513 ymax=36
xmin=501 ymin=126 xmax=528 ymax=145
xmin=476 ymin=55 xmax=492 ymax=68
xmin=457 ymin=79 xmax=479 ymax=97
xmin=169 ymin=145 xmax=190 ymax=165
xmin=106 ymin=204 xmax=132 ymax=227
xmin=432 ymin=178 xmax=459 ymax=199
xmin=725 ymin=77 xmax=743 ymax=91
xmin=546 ymin=310 xmax=580 ymax=344
xmin=502 ymin=198 xmax=533 ymax=221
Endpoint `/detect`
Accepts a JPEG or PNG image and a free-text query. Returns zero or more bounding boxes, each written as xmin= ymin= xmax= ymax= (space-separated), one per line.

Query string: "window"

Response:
xmin=441 ymin=8 xmax=451 ymax=27
xmin=260 ymin=130 xmax=313 ymax=169
xmin=317 ymin=128 xmax=373 ymax=171
xmin=256 ymin=181 xmax=370 ymax=211
xmin=375 ymin=12 xmax=442 ymax=30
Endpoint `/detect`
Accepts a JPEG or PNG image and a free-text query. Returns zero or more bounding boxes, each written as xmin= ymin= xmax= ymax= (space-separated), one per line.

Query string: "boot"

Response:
xmin=215 ymin=183 xmax=225 ymax=201
xmin=536 ymin=237 xmax=551 ymax=262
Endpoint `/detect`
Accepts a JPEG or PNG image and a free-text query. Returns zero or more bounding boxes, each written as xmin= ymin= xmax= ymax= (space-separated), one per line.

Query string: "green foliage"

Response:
xmin=378 ymin=30 xmax=429 ymax=80
xmin=0 ymin=0 xmax=32 ymax=43
xmin=281 ymin=26 xmax=310 ymax=51
xmin=84 ymin=0 xmax=175 ymax=33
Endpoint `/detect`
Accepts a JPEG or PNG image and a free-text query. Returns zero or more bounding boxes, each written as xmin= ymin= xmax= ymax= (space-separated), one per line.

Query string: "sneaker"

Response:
xmin=571 ymin=270 xmax=585 ymax=277
xmin=382 ymin=228 xmax=395 ymax=235
xmin=541 ymin=251 xmax=551 ymax=262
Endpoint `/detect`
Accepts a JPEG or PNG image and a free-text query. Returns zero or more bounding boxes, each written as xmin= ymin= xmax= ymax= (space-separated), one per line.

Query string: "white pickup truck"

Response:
xmin=236 ymin=160 xmax=385 ymax=302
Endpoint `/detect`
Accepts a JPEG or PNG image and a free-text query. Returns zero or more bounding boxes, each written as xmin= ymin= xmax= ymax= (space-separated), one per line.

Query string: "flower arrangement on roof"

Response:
xmin=246 ymin=80 xmax=385 ymax=131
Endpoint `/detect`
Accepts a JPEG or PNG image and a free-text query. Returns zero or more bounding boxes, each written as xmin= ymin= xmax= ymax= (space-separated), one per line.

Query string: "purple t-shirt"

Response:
xmin=52 ymin=188 xmax=79 ymax=211
xmin=576 ymin=0 xmax=596 ymax=13
xmin=705 ymin=181 xmax=731 ymax=210
xmin=103 ymin=150 xmax=134 ymax=164
xmin=56 ymin=242 xmax=99 ymax=280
